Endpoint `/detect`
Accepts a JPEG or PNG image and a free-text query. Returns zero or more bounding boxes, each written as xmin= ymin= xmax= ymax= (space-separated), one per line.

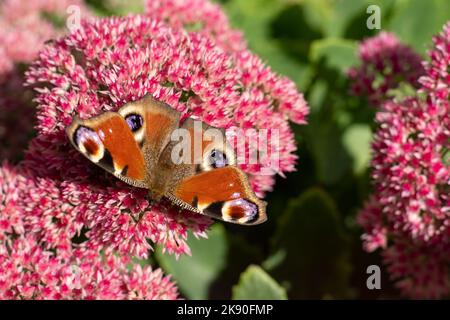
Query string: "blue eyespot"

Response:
xmin=209 ymin=149 xmax=228 ymax=168
xmin=125 ymin=114 xmax=143 ymax=132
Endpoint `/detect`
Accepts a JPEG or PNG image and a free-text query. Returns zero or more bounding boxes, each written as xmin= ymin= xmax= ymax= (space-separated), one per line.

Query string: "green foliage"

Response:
xmin=155 ymin=225 xmax=228 ymax=300
xmin=86 ymin=0 xmax=143 ymax=16
xmin=305 ymin=121 xmax=352 ymax=185
xmin=309 ymin=38 xmax=357 ymax=73
xmin=342 ymin=124 xmax=372 ymax=175
xmin=388 ymin=0 xmax=450 ymax=54
xmin=223 ymin=0 xmax=314 ymax=88
xmin=268 ymin=188 xmax=352 ymax=299
xmin=232 ymin=265 xmax=287 ymax=300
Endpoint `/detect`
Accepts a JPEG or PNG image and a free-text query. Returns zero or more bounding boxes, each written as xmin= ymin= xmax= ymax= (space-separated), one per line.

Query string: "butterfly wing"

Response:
xmin=66 ymin=111 xmax=148 ymax=187
xmin=170 ymin=166 xmax=267 ymax=225
xmin=66 ymin=95 xmax=181 ymax=189
xmin=117 ymin=95 xmax=181 ymax=177
xmin=163 ymin=118 xmax=267 ymax=225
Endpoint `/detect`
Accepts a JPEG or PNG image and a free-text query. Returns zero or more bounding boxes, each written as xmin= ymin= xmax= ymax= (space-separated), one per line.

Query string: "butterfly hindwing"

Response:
xmin=170 ymin=166 xmax=267 ymax=225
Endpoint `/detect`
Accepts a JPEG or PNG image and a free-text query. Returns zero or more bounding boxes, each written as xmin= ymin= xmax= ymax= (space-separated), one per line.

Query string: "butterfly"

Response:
xmin=66 ymin=95 xmax=267 ymax=225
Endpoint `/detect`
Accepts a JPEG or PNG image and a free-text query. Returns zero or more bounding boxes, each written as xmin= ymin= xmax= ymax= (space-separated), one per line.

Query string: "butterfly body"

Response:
xmin=66 ymin=95 xmax=267 ymax=225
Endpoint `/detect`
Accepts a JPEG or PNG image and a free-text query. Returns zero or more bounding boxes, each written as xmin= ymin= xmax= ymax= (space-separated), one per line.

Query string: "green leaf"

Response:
xmin=442 ymin=146 xmax=450 ymax=166
xmin=310 ymin=38 xmax=357 ymax=73
xmin=306 ymin=80 xmax=328 ymax=115
xmin=232 ymin=265 xmax=287 ymax=300
xmin=291 ymin=0 xmax=391 ymax=39
xmin=223 ymin=0 xmax=313 ymax=89
xmin=342 ymin=124 xmax=372 ymax=175
xmin=258 ymin=41 xmax=314 ymax=90
xmin=326 ymin=0 xmax=372 ymax=37
xmin=270 ymin=188 xmax=352 ymax=299
xmin=387 ymin=0 xmax=450 ymax=54
xmin=85 ymin=0 xmax=144 ymax=16
xmin=109 ymin=0 xmax=144 ymax=15
xmin=305 ymin=121 xmax=352 ymax=185
xmin=300 ymin=0 xmax=369 ymax=38
xmin=155 ymin=224 xmax=228 ymax=300
xmin=208 ymin=231 xmax=265 ymax=299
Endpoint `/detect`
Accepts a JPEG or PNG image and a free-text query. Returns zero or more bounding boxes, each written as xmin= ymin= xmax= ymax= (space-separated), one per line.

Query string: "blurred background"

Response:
xmin=2 ymin=0 xmax=450 ymax=299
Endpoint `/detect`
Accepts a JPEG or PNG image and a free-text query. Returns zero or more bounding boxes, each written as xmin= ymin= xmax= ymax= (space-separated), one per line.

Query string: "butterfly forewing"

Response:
xmin=66 ymin=112 xmax=147 ymax=188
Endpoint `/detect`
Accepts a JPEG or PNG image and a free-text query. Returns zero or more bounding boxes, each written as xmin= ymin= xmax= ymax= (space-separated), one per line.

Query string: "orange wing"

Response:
xmin=118 ymin=95 xmax=180 ymax=161
xmin=66 ymin=112 xmax=147 ymax=187
xmin=171 ymin=166 xmax=267 ymax=225
xmin=66 ymin=95 xmax=181 ymax=189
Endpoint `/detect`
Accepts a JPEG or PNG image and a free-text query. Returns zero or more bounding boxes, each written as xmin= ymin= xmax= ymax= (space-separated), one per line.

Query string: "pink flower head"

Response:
xmin=369 ymin=97 xmax=449 ymax=242
xmin=0 ymin=0 xmax=91 ymax=162
xmin=0 ymin=163 xmax=27 ymax=242
xmin=1 ymin=236 xmax=179 ymax=300
xmin=25 ymin=15 xmax=308 ymax=258
xmin=420 ymin=22 xmax=450 ymax=100
xmin=0 ymin=163 xmax=179 ymax=300
xmin=145 ymin=0 xmax=308 ymax=125
xmin=357 ymin=196 xmax=387 ymax=253
xmin=359 ymin=24 xmax=450 ymax=298
xmin=383 ymin=239 xmax=450 ymax=299
xmin=0 ymin=0 xmax=90 ymax=70
xmin=145 ymin=0 xmax=246 ymax=53
xmin=348 ymin=32 xmax=425 ymax=106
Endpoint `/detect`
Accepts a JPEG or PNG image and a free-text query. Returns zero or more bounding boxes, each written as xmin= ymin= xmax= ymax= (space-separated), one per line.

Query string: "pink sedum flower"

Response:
xmin=420 ymin=22 xmax=450 ymax=100
xmin=21 ymin=133 xmax=209 ymax=259
xmin=383 ymin=239 xmax=450 ymax=300
xmin=145 ymin=0 xmax=246 ymax=53
xmin=0 ymin=0 xmax=90 ymax=71
xmin=370 ymin=97 xmax=449 ymax=242
xmin=357 ymin=196 xmax=387 ymax=253
xmin=0 ymin=164 xmax=179 ymax=300
xmin=358 ymin=24 xmax=450 ymax=299
xmin=0 ymin=46 xmax=13 ymax=77
xmin=145 ymin=0 xmax=308 ymax=125
xmin=0 ymin=0 xmax=91 ymax=162
xmin=25 ymin=15 xmax=307 ymax=258
xmin=348 ymin=32 xmax=425 ymax=106
xmin=0 ymin=163 xmax=26 ymax=243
